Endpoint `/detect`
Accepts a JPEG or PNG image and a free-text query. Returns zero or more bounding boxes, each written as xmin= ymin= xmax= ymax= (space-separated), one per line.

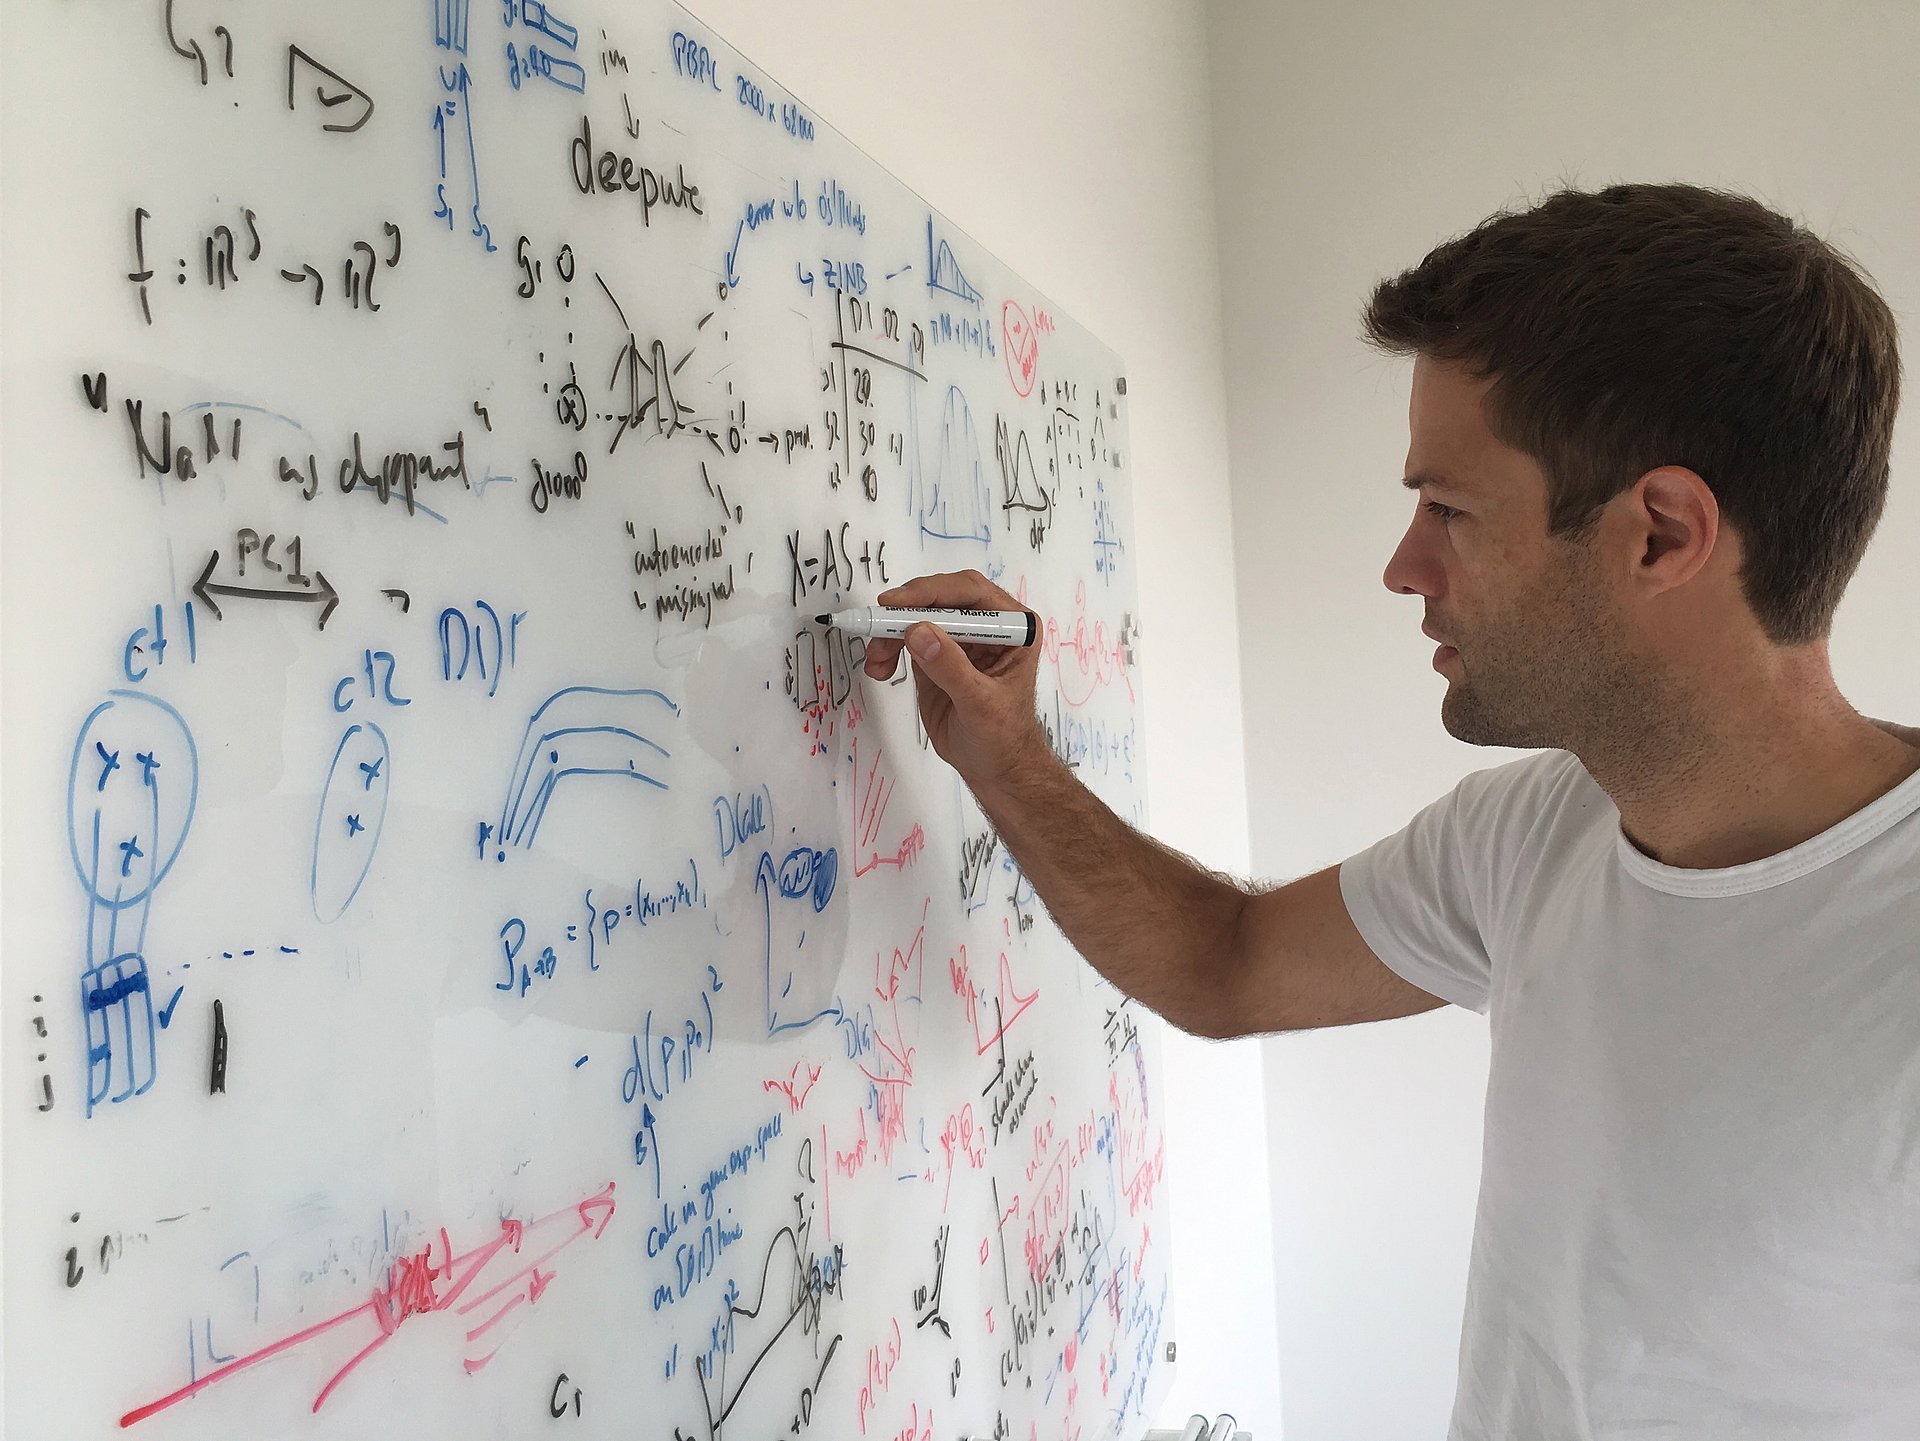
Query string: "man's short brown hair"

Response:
xmin=1363 ymin=183 xmax=1900 ymax=644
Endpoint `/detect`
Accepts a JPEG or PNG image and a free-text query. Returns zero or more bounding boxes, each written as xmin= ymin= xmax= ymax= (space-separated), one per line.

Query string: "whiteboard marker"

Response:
xmin=816 ymin=605 xmax=1037 ymax=647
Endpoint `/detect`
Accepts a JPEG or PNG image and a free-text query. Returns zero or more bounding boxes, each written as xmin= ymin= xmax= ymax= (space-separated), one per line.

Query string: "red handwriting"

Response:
xmin=833 ymin=1108 xmax=872 ymax=1181
xmin=1042 ymin=609 xmax=1133 ymax=709
xmin=821 ymin=1121 xmax=835 ymax=1243
xmin=1024 ymin=1110 xmax=1057 ymax=1182
xmin=800 ymin=659 xmax=865 ymax=759
xmin=1002 ymin=300 xmax=1038 ymax=397
xmin=857 ymin=1316 xmax=903 ymax=1432
xmin=1108 ymin=1068 xmax=1163 ymax=1217
xmin=938 ymin=1103 xmax=986 ymax=1205
xmin=121 ymin=1182 xmax=615 ymax=1426
xmin=1123 ymin=1135 xmax=1167 ymax=1219
xmin=941 ymin=1105 xmax=985 ymax=1173
xmin=1020 ymin=1144 xmax=1073 ymax=1283
xmin=860 ymin=898 xmax=927 ymax=1092
xmin=874 ymin=1068 xmax=910 ymax=1166
xmin=851 ymin=736 xmax=927 ymax=877
xmin=948 ymin=944 xmax=1038 ymax=1056
xmin=890 ymin=1402 xmax=935 ymax=1441
xmin=763 ymin=1061 xmax=823 ymax=1113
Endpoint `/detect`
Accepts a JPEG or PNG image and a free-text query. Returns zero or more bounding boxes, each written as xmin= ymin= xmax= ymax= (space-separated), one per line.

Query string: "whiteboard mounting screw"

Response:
xmin=1116 ymin=376 xmax=1128 ymax=395
xmin=1165 ymin=1341 xmax=1177 ymax=1361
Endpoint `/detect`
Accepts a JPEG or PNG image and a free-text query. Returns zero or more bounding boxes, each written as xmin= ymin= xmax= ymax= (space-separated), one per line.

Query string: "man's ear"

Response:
xmin=1627 ymin=466 xmax=1719 ymax=594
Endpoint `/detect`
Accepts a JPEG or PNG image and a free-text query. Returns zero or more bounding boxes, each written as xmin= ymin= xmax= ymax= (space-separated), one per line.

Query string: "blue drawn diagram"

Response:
xmin=433 ymin=0 xmax=498 ymax=252
xmin=754 ymin=843 xmax=840 ymax=1035
xmin=66 ymin=692 xmax=199 ymax=1115
xmin=1093 ymin=476 xmax=1126 ymax=583
xmin=489 ymin=686 xmax=680 ymax=856
xmin=504 ymin=0 xmax=587 ymax=94
xmin=311 ymin=722 xmax=392 ymax=922
xmin=926 ymin=217 xmax=982 ymax=305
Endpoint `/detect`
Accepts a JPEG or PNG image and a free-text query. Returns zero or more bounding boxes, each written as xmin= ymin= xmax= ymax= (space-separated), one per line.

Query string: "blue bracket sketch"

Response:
xmin=432 ymin=3 xmax=497 ymax=253
xmin=434 ymin=0 xmax=470 ymax=53
xmin=489 ymin=686 xmax=680 ymax=856
xmin=754 ymin=844 xmax=839 ymax=1036
xmin=66 ymin=692 xmax=198 ymax=1115
xmin=311 ymin=722 xmax=392 ymax=922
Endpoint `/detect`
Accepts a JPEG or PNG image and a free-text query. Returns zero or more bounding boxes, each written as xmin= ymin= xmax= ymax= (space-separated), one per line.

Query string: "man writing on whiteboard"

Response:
xmin=866 ymin=184 xmax=1920 ymax=1436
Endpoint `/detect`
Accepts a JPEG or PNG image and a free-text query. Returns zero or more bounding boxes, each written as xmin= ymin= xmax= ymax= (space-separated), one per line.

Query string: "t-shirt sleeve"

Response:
xmin=1338 ymin=778 xmax=1497 ymax=1015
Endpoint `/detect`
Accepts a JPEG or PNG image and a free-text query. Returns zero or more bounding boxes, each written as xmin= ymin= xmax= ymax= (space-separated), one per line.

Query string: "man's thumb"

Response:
xmin=904 ymin=623 xmax=985 ymax=700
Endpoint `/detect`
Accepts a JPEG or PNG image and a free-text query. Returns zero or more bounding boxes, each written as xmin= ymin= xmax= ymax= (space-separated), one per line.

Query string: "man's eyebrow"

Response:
xmin=1402 ymin=471 xmax=1468 ymax=494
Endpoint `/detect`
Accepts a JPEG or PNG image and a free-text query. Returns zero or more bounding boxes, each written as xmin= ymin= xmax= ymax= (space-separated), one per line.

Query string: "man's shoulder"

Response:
xmin=1868 ymin=716 xmax=1920 ymax=751
xmin=1454 ymin=746 xmax=1593 ymax=808
xmin=1443 ymin=748 xmax=1612 ymax=863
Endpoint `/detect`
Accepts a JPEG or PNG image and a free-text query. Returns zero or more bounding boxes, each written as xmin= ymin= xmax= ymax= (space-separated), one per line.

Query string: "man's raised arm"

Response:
xmin=863 ymin=572 xmax=1447 ymax=1038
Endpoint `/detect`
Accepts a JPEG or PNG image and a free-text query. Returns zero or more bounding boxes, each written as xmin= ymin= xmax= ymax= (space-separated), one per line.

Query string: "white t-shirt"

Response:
xmin=1339 ymin=748 xmax=1920 ymax=1439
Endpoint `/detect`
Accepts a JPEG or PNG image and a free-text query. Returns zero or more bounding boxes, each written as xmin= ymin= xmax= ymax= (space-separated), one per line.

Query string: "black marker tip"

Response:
xmin=815 ymin=614 xmax=831 ymax=625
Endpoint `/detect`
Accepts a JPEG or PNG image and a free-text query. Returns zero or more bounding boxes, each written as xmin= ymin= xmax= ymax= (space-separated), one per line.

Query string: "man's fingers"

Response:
xmin=863 ymin=637 xmax=905 ymax=679
xmin=965 ymin=640 xmax=1029 ymax=678
xmin=861 ymin=573 xmax=1035 ymax=689
xmin=877 ymin=569 xmax=1021 ymax=612
xmin=903 ymin=622 xmax=990 ymax=705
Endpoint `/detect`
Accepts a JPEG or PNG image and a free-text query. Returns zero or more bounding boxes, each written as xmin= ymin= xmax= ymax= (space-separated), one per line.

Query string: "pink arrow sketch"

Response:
xmin=121 ymin=1182 xmax=615 ymax=1427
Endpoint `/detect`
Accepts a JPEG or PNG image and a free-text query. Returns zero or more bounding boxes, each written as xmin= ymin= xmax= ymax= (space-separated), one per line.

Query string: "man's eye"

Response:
xmin=1424 ymin=500 xmax=1462 ymax=522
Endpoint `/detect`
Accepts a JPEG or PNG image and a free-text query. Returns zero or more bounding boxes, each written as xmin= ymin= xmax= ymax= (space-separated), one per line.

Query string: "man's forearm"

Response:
xmin=968 ymin=744 xmax=1252 ymax=1037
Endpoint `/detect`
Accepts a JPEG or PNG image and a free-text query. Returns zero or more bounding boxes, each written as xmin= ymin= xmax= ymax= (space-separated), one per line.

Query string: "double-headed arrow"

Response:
xmin=193 ymin=550 xmax=339 ymax=630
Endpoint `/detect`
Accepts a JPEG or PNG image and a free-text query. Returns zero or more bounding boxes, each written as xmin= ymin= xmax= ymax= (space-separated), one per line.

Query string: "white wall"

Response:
xmin=687 ymin=1 xmax=1284 ymax=1433
xmin=1207 ymin=1 xmax=1920 ymax=1437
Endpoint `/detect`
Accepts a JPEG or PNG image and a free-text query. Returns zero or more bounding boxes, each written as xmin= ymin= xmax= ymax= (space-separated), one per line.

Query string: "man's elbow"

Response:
xmin=1172 ymin=1011 xmax=1250 ymax=1041
xmin=1163 ymin=961 xmax=1258 ymax=1040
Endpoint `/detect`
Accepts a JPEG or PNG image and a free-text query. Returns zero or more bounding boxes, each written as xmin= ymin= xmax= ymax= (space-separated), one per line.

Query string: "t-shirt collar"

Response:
xmin=1614 ymin=757 xmax=1920 ymax=898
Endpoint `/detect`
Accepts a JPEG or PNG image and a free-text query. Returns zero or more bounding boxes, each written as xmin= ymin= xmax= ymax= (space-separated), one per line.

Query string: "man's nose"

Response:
xmin=1383 ymin=520 xmax=1442 ymax=598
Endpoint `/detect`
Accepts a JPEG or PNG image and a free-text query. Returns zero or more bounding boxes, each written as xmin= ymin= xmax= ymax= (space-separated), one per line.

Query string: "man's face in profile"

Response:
xmin=1384 ymin=357 xmax=1633 ymax=751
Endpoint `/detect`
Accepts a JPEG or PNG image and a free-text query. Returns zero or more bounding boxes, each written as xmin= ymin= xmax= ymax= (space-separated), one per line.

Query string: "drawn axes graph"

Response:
xmin=689 ymin=1202 xmax=844 ymax=1441
xmin=925 ymin=217 xmax=982 ymax=306
xmin=756 ymin=843 xmax=841 ymax=1035
xmin=996 ymin=414 xmax=1053 ymax=546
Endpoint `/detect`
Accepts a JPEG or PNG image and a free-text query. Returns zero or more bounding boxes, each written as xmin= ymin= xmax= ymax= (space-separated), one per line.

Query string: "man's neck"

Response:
xmin=1579 ymin=657 xmax=1920 ymax=871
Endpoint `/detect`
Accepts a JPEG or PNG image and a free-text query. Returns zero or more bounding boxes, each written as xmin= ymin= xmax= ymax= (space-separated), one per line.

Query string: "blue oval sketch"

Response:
xmin=311 ymin=722 xmax=391 ymax=922
xmin=66 ymin=691 xmax=199 ymax=910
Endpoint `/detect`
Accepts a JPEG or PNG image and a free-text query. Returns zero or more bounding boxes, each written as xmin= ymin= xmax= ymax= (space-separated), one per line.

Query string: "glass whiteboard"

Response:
xmin=0 ymin=1 xmax=1168 ymax=1436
